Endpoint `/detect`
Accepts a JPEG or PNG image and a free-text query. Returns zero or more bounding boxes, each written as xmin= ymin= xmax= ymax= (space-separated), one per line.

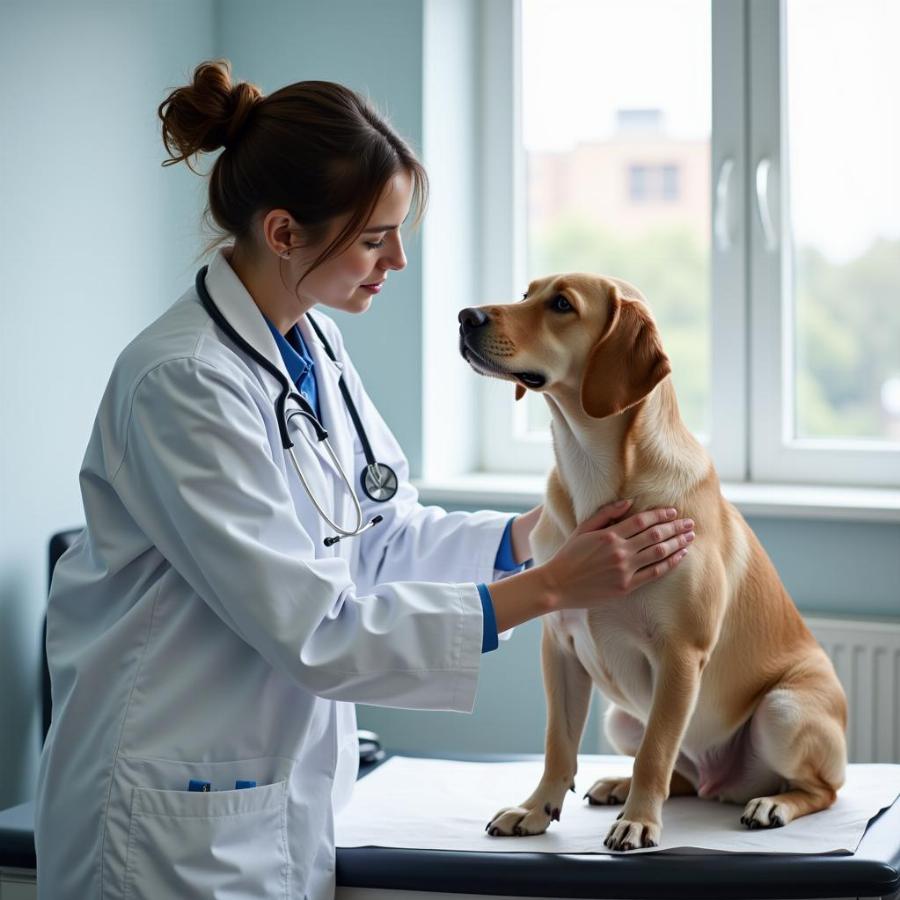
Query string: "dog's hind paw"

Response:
xmin=486 ymin=803 xmax=556 ymax=837
xmin=584 ymin=775 xmax=631 ymax=806
xmin=741 ymin=797 xmax=788 ymax=829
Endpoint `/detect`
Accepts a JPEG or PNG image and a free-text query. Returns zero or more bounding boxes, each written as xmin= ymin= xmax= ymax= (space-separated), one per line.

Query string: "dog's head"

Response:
xmin=458 ymin=274 xmax=671 ymax=419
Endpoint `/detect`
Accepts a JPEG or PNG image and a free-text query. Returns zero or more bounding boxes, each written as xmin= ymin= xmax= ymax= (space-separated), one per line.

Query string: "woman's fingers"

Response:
xmin=629 ymin=518 xmax=694 ymax=554
xmin=577 ymin=498 xmax=634 ymax=534
xmin=612 ymin=507 xmax=679 ymax=540
xmin=632 ymin=527 xmax=695 ymax=569
xmin=630 ymin=546 xmax=690 ymax=590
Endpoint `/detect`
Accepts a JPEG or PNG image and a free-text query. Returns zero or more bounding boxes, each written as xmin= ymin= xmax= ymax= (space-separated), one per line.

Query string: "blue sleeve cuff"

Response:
xmin=494 ymin=516 xmax=530 ymax=571
xmin=476 ymin=583 xmax=499 ymax=653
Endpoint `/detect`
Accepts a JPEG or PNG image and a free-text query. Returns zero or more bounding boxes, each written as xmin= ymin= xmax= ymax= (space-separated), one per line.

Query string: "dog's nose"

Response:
xmin=458 ymin=307 xmax=490 ymax=333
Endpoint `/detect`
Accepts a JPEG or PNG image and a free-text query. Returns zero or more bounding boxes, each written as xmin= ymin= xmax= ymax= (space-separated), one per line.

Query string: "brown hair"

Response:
xmin=158 ymin=59 xmax=428 ymax=278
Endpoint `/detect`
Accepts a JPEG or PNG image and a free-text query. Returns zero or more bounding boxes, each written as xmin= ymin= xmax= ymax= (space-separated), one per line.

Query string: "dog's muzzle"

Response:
xmin=457 ymin=307 xmax=547 ymax=389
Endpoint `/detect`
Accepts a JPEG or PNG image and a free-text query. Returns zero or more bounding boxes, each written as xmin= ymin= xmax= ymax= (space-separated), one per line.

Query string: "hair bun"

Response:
xmin=158 ymin=59 xmax=263 ymax=167
xmin=223 ymin=81 xmax=262 ymax=148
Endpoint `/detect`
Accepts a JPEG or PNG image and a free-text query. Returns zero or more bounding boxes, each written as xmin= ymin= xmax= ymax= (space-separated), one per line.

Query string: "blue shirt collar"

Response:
xmin=263 ymin=317 xmax=314 ymax=387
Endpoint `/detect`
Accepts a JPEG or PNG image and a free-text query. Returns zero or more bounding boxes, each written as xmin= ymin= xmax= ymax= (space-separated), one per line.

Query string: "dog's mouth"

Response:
xmin=515 ymin=371 xmax=547 ymax=388
xmin=459 ymin=339 xmax=547 ymax=389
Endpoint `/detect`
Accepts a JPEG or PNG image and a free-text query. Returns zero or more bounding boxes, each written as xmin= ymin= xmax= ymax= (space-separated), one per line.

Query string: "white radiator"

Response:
xmin=806 ymin=615 xmax=900 ymax=764
xmin=595 ymin=616 xmax=900 ymax=764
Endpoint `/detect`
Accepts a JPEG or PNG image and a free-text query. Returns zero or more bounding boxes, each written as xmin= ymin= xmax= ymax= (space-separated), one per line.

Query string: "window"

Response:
xmin=628 ymin=165 xmax=650 ymax=203
xmin=661 ymin=165 xmax=679 ymax=202
xmin=788 ymin=3 xmax=900 ymax=443
xmin=480 ymin=0 xmax=900 ymax=487
xmin=627 ymin=163 xmax=682 ymax=204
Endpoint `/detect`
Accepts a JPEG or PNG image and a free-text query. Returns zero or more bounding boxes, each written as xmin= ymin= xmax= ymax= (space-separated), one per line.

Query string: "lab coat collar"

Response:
xmin=203 ymin=249 xmax=346 ymax=393
xmin=202 ymin=248 xmax=295 ymax=403
xmin=296 ymin=313 xmax=344 ymax=378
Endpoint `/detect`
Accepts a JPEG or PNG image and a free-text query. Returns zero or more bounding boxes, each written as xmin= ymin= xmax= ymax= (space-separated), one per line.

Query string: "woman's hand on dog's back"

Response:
xmin=489 ymin=499 xmax=694 ymax=630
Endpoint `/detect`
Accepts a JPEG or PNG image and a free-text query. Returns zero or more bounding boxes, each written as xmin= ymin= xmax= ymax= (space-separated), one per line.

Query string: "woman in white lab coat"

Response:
xmin=34 ymin=60 xmax=693 ymax=900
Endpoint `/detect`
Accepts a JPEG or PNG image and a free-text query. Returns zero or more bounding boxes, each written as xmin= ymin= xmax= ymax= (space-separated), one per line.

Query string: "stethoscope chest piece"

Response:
xmin=361 ymin=462 xmax=398 ymax=502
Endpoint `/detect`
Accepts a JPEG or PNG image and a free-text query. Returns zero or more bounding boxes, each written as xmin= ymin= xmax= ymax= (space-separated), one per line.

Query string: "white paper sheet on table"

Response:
xmin=335 ymin=755 xmax=900 ymax=855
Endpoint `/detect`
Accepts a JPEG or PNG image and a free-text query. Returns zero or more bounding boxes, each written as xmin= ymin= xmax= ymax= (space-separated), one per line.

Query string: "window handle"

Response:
xmin=755 ymin=157 xmax=778 ymax=251
xmin=714 ymin=157 xmax=734 ymax=251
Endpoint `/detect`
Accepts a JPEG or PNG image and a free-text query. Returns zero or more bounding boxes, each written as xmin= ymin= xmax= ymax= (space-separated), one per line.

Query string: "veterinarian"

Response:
xmin=35 ymin=60 xmax=693 ymax=900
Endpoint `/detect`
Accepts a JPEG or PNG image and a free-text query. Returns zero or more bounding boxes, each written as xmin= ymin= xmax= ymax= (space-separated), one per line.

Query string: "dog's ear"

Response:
xmin=580 ymin=293 xmax=671 ymax=419
xmin=515 ymin=384 xmax=526 ymax=401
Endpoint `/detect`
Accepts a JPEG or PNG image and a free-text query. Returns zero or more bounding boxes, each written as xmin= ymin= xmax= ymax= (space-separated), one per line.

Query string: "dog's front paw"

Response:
xmin=603 ymin=815 xmax=660 ymax=851
xmin=486 ymin=802 xmax=558 ymax=837
xmin=584 ymin=775 xmax=631 ymax=806
xmin=741 ymin=796 xmax=789 ymax=829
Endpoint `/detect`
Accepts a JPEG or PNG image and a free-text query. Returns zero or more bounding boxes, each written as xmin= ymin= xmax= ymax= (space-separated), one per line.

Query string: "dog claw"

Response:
xmin=741 ymin=797 xmax=789 ymax=830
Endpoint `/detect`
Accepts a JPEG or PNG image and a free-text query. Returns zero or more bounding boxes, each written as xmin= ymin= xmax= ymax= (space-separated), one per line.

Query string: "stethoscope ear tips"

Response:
xmin=324 ymin=514 xmax=383 ymax=548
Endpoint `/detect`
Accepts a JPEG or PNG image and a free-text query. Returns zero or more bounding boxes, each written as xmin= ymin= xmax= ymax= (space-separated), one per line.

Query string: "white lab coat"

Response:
xmin=35 ymin=249 xmax=514 ymax=900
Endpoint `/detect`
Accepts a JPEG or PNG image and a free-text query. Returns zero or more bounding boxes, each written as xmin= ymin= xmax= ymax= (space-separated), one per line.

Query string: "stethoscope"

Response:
xmin=196 ymin=266 xmax=398 ymax=547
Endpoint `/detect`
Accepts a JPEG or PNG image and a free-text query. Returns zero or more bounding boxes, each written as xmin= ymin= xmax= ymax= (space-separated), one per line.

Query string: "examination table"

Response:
xmin=3 ymin=752 xmax=899 ymax=900
xmin=4 ymin=530 xmax=900 ymax=898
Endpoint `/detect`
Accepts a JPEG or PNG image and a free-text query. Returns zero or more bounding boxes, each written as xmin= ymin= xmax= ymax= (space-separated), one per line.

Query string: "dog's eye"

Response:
xmin=521 ymin=291 xmax=528 ymax=302
xmin=550 ymin=294 xmax=573 ymax=313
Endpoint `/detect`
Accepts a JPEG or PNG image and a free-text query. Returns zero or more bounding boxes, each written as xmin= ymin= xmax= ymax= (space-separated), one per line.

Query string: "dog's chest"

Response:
xmin=548 ymin=589 xmax=675 ymax=715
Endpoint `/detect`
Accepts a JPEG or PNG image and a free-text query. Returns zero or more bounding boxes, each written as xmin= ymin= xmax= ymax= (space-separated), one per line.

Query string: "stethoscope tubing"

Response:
xmin=195 ymin=266 xmax=393 ymax=545
xmin=284 ymin=406 xmax=364 ymax=537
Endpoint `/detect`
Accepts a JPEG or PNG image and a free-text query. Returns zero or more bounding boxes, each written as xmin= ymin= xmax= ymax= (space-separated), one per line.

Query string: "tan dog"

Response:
xmin=458 ymin=274 xmax=847 ymax=851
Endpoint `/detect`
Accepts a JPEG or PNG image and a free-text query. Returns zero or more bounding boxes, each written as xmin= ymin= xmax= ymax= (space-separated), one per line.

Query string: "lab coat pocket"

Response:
xmin=123 ymin=779 xmax=289 ymax=900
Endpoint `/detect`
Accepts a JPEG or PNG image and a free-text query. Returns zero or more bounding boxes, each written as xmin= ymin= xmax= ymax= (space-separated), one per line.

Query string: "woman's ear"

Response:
xmin=262 ymin=209 xmax=302 ymax=257
xmin=580 ymin=293 xmax=671 ymax=419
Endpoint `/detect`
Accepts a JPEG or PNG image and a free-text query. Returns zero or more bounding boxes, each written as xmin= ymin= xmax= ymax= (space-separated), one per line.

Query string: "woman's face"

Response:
xmin=296 ymin=169 xmax=413 ymax=315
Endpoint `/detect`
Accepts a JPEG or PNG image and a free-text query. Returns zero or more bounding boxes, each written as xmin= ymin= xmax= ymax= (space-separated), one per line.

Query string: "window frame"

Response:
xmin=748 ymin=0 xmax=900 ymax=486
xmin=476 ymin=0 xmax=900 ymax=489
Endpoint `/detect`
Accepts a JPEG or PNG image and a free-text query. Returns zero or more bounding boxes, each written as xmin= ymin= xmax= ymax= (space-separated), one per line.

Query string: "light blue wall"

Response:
xmin=0 ymin=0 xmax=215 ymax=809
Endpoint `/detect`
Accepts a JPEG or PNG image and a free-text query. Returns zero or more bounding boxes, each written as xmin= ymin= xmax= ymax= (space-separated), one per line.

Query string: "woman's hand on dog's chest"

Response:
xmin=487 ymin=499 xmax=694 ymax=632
xmin=542 ymin=499 xmax=695 ymax=611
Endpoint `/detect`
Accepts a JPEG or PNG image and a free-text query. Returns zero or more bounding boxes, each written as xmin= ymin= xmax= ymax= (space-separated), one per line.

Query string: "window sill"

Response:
xmin=414 ymin=474 xmax=900 ymax=524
